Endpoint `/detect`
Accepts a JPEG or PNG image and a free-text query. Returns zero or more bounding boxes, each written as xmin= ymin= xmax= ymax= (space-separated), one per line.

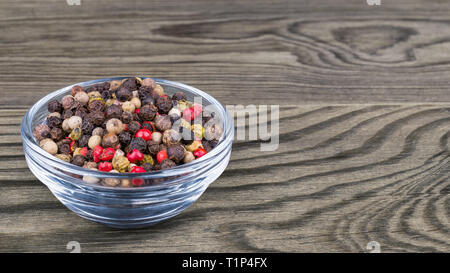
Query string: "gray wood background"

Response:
xmin=0 ymin=0 xmax=449 ymax=252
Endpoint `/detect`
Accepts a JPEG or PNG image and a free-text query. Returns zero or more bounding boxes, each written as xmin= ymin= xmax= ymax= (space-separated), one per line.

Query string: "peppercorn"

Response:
xmin=193 ymin=148 xmax=207 ymax=158
xmin=92 ymin=145 xmax=103 ymax=163
xmin=71 ymin=155 xmax=85 ymax=167
xmin=190 ymin=124 xmax=204 ymax=139
xmin=156 ymin=96 xmax=173 ymax=114
xmin=156 ymin=150 xmax=168 ymax=164
xmin=130 ymin=97 xmax=141 ymax=109
xmin=46 ymin=116 xmax=62 ymax=128
xmin=176 ymin=100 xmax=192 ymax=112
xmin=116 ymin=87 xmax=133 ymax=101
xmin=106 ymin=118 xmax=124 ymax=135
xmin=88 ymin=135 xmax=102 ymax=149
xmin=128 ymin=120 xmax=141 ymax=135
xmin=48 ymin=100 xmax=62 ymax=113
xmin=78 ymin=134 xmax=90 ymax=148
xmin=47 ymin=112 xmax=61 ymax=120
xmin=99 ymin=147 xmax=116 ymax=161
xmin=118 ymin=131 xmax=132 ymax=146
xmin=129 ymin=137 xmax=147 ymax=153
xmin=136 ymin=129 xmax=152 ymax=141
xmin=74 ymin=106 xmax=88 ymax=119
xmin=167 ymin=144 xmax=185 ymax=163
xmin=151 ymin=131 xmax=162 ymax=144
xmin=82 ymin=169 xmax=100 ymax=184
xmin=98 ymin=161 xmax=113 ymax=172
xmin=147 ymin=140 xmax=161 ymax=155
xmin=62 ymin=109 xmax=73 ymax=120
xmin=109 ymin=80 xmax=122 ymax=91
xmin=185 ymin=140 xmax=203 ymax=152
xmin=112 ymin=155 xmax=130 ymax=173
xmin=57 ymin=141 xmax=71 ymax=155
xmin=127 ymin=149 xmax=145 ymax=163
xmin=69 ymin=127 xmax=82 ymax=141
xmin=202 ymin=140 xmax=218 ymax=153
xmin=88 ymin=98 xmax=105 ymax=112
xmin=33 ymin=124 xmax=51 ymax=141
xmin=142 ymin=78 xmax=156 ymax=89
xmin=55 ymin=154 xmax=71 ymax=162
xmin=171 ymin=92 xmax=187 ymax=101
xmin=122 ymin=78 xmax=138 ymax=91
xmin=183 ymin=151 xmax=195 ymax=163
xmin=66 ymin=116 xmax=81 ymax=130
xmin=61 ymin=95 xmax=76 ymax=110
xmin=101 ymin=90 xmax=112 ymax=101
xmin=83 ymin=161 xmax=97 ymax=169
xmin=138 ymin=104 xmax=158 ymax=121
xmin=153 ymin=84 xmax=164 ymax=96
xmin=122 ymin=101 xmax=136 ymax=113
xmin=40 ymin=138 xmax=58 ymax=155
xmin=92 ymin=127 xmax=104 ymax=137
xmin=120 ymin=112 xmax=132 ymax=124
xmin=160 ymin=159 xmax=176 ymax=170
xmin=81 ymin=119 xmax=94 ymax=135
xmin=141 ymin=162 xmax=153 ymax=172
xmin=154 ymin=115 xmax=172 ymax=131
xmin=87 ymin=111 xmax=105 ymax=126
xmin=74 ymin=91 xmax=89 ymax=105
xmin=85 ymin=149 xmax=94 ymax=161
xmin=50 ymin=127 xmax=64 ymax=141
xmin=73 ymin=147 xmax=88 ymax=157
xmin=102 ymin=133 xmax=119 ymax=148
xmin=162 ymin=129 xmax=181 ymax=145
xmin=180 ymin=128 xmax=195 ymax=145
xmin=105 ymin=104 xmax=123 ymax=119
xmin=71 ymin=85 xmax=84 ymax=96
xmin=103 ymin=170 xmax=121 ymax=187
xmin=204 ymin=122 xmax=223 ymax=141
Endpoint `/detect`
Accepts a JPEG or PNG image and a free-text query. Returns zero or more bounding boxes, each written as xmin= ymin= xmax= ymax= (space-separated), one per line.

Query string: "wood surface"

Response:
xmin=0 ymin=0 xmax=449 ymax=252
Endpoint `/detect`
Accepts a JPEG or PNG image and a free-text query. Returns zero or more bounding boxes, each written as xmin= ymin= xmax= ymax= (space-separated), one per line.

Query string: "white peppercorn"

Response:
xmin=103 ymin=170 xmax=120 ymax=187
xmin=154 ymin=84 xmax=164 ymax=96
xmin=130 ymin=97 xmax=141 ymax=109
xmin=61 ymin=119 xmax=71 ymax=132
xmin=82 ymin=168 xmax=100 ymax=184
xmin=122 ymin=101 xmax=136 ymax=113
xmin=40 ymin=138 xmax=58 ymax=155
xmin=92 ymin=127 xmax=104 ymax=136
xmin=151 ymin=131 xmax=162 ymax=144
xmin=74 ymin=91 xmax=89 ymax=105
xmin=168 ymin=108 xmax=181 ymax=119
xmin=68 ymin=116 xmax=82 ymax=130
xmin=88 ymin=135 xmax=102 ymax=149
xmin=106 ymin=118 xmax=124 ymax=135
xmin=183 ymin=151 xmax=195 ymax=163
xmin=142 ymin=78 xmax=156 ymax=89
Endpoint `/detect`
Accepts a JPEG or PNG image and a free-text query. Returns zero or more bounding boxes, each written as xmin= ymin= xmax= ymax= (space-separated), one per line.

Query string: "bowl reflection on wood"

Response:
xmin=21 ymin=77 xmax=233 ymax=229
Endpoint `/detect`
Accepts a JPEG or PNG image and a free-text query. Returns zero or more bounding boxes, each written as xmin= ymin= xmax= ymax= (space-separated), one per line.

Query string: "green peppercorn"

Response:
xmin=112 ymin=155 xmax=130 ymax=173
xmin=69 ymin=127 xmax=82 ymax=141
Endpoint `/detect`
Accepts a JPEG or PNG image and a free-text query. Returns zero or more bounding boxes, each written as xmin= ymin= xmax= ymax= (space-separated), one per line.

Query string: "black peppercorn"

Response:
xmin=154 ymin=115 xmax=172 ymax=131
xmin=138 ymin=86 xmax=152 ymax=99
xmin=85 ymin=149 xmax=93 ymax=161
xmin=141 ymin=162 xmax=153 ymax=172
xmin=81 ymin=119 xmax=94 ymax=135
xmin=48 ymin=100 xmax=62 ymax=113
xmin=102 ymin=82 xmax=111 ymax=91
xmin=141 ymin=96 xmax=155 ymax=106
xmin=105 ymin=104 xmax=123 ymax=119
xmin=78 ymin=134 xmax=90 ymax=148
xmin=129 ymin=137 xmax=147 ymax=153
xmin=87 ymin=111 xmax=105 ymax=126
xmin=128 ymin=120 xmax=141 ymax=135
xmin=138 ymin=104 xmax=158 ymax=121
xmin=147 ymin=140 xmax=160 ymax=155
xmin=74 ymin=106 xmax=88 ymax=119
xmin=123 ymin=78 xmax=138 ymax=90
xmin=141 ymin=122 xmax=154 ymax=132
xmin=116 ymin=87 xmax=133 ymax=101
xmin=88 ymin=99 xmax=105 ymax=112
xmin=62 ymin=109 xmax=73 ymax=120
xmin=46 ymin=116 xmax=62 ymax=128
xmin=72 ymin=155 xmax=86 ymax=167
xmin=160 ymin=159 xmax=176 ymax=170
xmin=121 ymin=111 xmax=133 ymax=124
xmin=118 ymin=131 xmax=132 ymax=146
xmin=59 ymin=143 xmax=71 ymax=155
xmin=202 ymin=140 xmax=218 ymax=152
xmin=101 ymin=90 xmax=112 ymax=100
xmin=171 ymin=92 xmax=187 ymax=101
xmin=156 ymin=96 xmax=173 ymax=114
xmin=50 ymin=127 xmax=64 ymax=141
xmin=167 ymin=144 xmax=185 ymax=163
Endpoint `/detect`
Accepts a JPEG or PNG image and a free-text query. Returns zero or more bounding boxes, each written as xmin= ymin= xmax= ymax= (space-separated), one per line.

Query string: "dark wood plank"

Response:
xmin=0 ymin=0 xmax=449 ymax=252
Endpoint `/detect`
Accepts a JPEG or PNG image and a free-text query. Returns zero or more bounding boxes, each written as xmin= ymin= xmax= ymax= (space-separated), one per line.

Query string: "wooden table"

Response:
xmin=1 ymin=0 xmax=449 ymax=252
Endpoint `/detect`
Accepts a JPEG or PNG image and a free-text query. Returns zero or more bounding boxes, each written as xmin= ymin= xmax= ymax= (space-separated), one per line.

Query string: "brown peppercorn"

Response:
xmin=128 ymin=120 xmax=141 ymax=135
xmin=62 ymin=109 xmax=73 ymax=120
xmin=50 ymin=127 xmax=64 ymax=141
xmin=105 ymin=104 xmax=123 ymax=119
xmin=171 ymin=92 xmax=187 ymax=101
xmin=74 ymin=106 xmax=88 ymax=119
xmin=138 ymin=104 xmax=158 ymax=121
xmin=88 ymin=99 xmax=105 ymax=112
xmin=87 ymin=111 xmax=105 ymax=126
xmin=156 ymin=96 xmax=173 ymax=114
xmin=160 ymin=159 xmax=176 ymax=170
xmin=121 ymin=111 xmax=133 ymax=124
xmin=147 ymin=140 xmax=161 ymax=155
xmin=71 ymin=155 xmax=85 ymax=167
xmin=71 ymin=85 xmax=84 ymax=96
xmin=48 ymin=100 xmax=62 ymax=113
xmin=154 ymin=115 xmax=172 ymax=131
xmin=46 ymin=116 xmax=62 ymax=128
xmin=118 ymin=131 xmax=132 ymax=146
xmin=162 ymin=129 xmax=181 ymax=145
xmin=167 ymin=144 xmax=185 ymax=163
xmin=102 ymin=133 xmax=119 ymax=148
xmin=61 ymin=95 xmax=75 ymax=110
xmin=116 ymin=87 xmax=133 ymax=101
xmin=122 ymin=78 xmax=138 ymax=91
xmin=109 ymin=80 xmax=122 ymax=91
xmin=33 ymin=124 xmax=51 ymax=141
xmin=129 ymin=137 xmax=147 ymax=153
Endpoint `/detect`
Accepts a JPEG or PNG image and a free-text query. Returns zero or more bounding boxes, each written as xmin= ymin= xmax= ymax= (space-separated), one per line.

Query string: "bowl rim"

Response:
xmin=21 ymin=76 xmax=234 ymax=190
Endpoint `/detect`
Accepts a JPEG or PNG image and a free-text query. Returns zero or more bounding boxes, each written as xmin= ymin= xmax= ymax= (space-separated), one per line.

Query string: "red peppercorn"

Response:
xmin=79 ymin=147 xmax=88 ymax=157
xmin=98 ymin=161 xmax=113 ymax=172
xmin=134 ymin=108 xmax=140 ymax=114
xmin=123 ymin=123 xmax=129 ymax=131
xmin=182 ymin=107 xmax=195 ymax=121
xmin=99 ymin=147 xmax=115 ymax=161
xmin=69 ymin=140 xmax=76 ymax=153
xmin=130 ymin=166 xmax=146 ymax=173
xmin=92 ymin=145 xmax=103 ymax=163
xmin=130 ymin=165 xmax=146 ymax=186
xmin=192 ymin=104 xmax=203 ymax=117
xmin=193 ymin=148 xmax=207 ymax=158
xmin=156 ymin=150 xmax=168 ymax=163
xmin=135 ymin=129 xmax=152 ymax=141
xmin=127 ymin=149 xmax=145 ymax=163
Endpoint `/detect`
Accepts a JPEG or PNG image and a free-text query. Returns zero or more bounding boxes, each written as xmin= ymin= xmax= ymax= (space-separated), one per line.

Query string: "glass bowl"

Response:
xmin=21 ymin=77 xmax=233 ymax=229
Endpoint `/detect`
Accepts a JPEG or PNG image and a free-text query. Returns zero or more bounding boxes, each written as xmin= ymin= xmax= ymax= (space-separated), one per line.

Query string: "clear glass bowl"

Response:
xmin=21 ymin=77 xmax=233 ymax=229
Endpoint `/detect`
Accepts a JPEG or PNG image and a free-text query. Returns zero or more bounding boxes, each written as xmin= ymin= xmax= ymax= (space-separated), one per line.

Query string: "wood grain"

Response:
xmin=0 ymin=0 xmax=449 ymax=252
